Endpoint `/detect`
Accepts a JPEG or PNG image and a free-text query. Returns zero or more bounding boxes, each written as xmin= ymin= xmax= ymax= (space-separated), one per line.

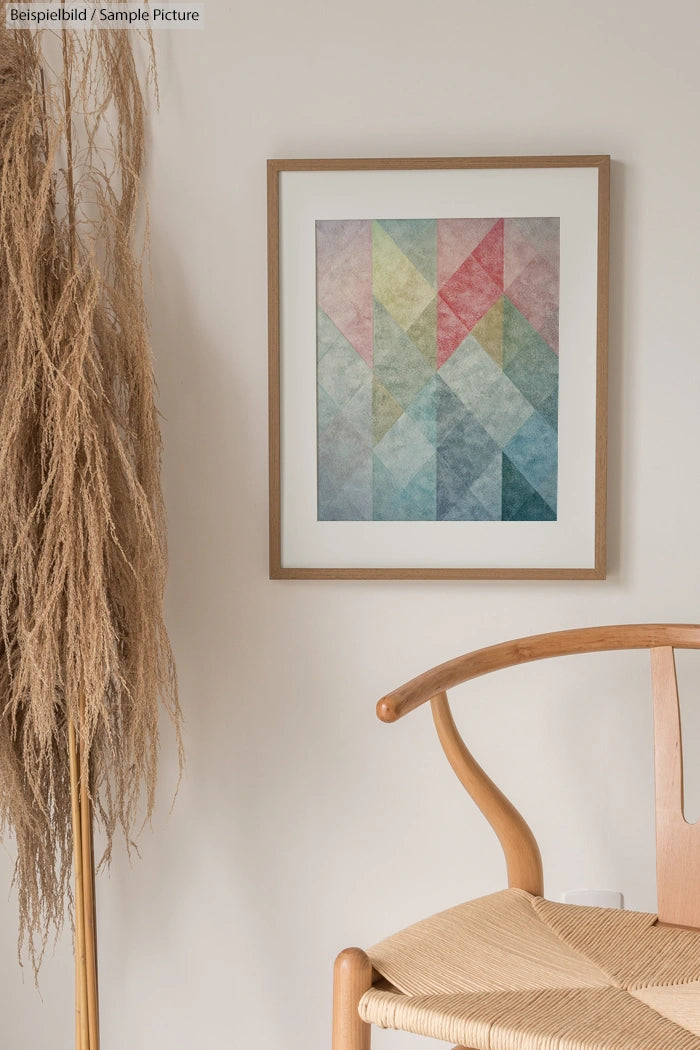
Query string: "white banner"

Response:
xmin=6 ymin=3 xmax=204 ymax=28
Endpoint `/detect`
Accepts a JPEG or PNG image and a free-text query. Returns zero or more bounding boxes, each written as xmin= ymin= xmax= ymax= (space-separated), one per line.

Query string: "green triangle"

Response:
xmin=503 ymin=296 xmax=538 ymax=368
xmin=472 ymin=296 xmax=504 ymax=368
xmin=373 ymin=299 xmax=435 ymax=409
xmin=377 ymin=219 xmax=437 ymax=286
xmin=406 ymin=298 xmax=437 ymax=367
xmin=503 ymin=304 xmax=558 ymax=413
xmin=372 ymin=377 xmax=404 ymax=446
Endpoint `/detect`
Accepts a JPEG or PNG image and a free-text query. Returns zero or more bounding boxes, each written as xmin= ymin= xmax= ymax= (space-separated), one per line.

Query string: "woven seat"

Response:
xmin=331 ymin=625 xmax=700 ymax=1050
xmin=361 ymin=889 xmax=700 ymax=1049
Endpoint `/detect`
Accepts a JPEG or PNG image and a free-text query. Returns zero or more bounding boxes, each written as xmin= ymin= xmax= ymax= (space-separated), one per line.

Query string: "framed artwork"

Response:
xmin=268 ymin=156 xmax=609 ymax=579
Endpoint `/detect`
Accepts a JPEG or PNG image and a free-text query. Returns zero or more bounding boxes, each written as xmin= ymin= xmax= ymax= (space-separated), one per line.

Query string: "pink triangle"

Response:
xmin=539 ymin=231 xmax=560 ymax=268
xmin=536 ymin=305 xmax=559 ymax=355
xmin=472 ymin=218 xmax=504 ymax=290
xmin=503 ymin=218 xmax=539 ymax=289
xmin=317 ymin=220 xmax=373 ymax=366
xmin=512 ymin=216 xmax=559 ymax=252
xmin=506 ymin=254 xmax=559 ymax=338
xmin=438 ymin=218 xmax=498 ymax=288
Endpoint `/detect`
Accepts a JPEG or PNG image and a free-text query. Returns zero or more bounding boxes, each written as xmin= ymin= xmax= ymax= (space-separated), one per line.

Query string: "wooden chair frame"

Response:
xmin=332 ymin=624 xmax=700 ymax=1050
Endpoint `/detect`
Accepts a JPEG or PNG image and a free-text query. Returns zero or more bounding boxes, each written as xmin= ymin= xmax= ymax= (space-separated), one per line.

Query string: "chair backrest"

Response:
xmin=376 ymin=624 xmax=700 ymax=929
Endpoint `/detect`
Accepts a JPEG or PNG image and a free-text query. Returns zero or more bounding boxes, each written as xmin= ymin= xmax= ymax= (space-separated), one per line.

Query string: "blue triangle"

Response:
xmin=436 ymin=452 xmax=492 ymax=521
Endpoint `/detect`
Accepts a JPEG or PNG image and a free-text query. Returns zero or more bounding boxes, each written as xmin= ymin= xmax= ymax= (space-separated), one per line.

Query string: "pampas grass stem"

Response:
xmin=0 ymin=4 xmax=183 ymax=977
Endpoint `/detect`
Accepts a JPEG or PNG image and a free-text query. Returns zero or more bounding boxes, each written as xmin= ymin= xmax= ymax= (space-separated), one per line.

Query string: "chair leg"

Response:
xmin=332 ymin=947 xmax=372 ymax=1050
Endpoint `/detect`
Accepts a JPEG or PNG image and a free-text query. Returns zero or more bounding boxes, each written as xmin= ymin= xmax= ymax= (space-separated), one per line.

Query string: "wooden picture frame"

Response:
xmin=268 ymin=156 xmax=609 ymax=580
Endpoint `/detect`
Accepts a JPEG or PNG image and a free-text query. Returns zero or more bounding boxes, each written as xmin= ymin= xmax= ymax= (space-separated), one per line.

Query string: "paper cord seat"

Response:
xmin=360 ymin=889 xmax=700 ymax=1049
xmin=331 ymin=625 xmax=700 ymax=1050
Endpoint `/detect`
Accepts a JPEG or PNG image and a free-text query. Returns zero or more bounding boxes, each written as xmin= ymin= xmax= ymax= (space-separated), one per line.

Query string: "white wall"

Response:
xmin=3 ymin=2 xmax=700 ymax=1047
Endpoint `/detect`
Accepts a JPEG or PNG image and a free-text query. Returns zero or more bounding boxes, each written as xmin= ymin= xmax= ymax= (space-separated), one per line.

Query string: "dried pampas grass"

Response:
xmin=0 ymin=9 xmax=181 ymax=972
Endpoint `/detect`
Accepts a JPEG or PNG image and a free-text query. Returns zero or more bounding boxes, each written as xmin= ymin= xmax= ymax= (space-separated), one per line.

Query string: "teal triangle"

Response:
xmin=405 ymin=373 xmax=465 ymax=446
xmin=317 ymin=384 xmax=339 ymax=436
xmin=373 ymin=299 xmax=435 ymax=409
xmin=318 ymin=462 xmax=365 ymax=521
xmin=319 ymin=489 xmax=364 ymax=521
xmin=540 ymin=389 xmax=559 ymax=431
xmin=372 ymin=454 xmax=402 ymax=520
xmin=536 ymin=467 xmax=558 ymax=515
xmin=401 ymin=453 xmax=437 ymax=520
xmin=317 ymin=307 xmax=342 ymax=362
xmin=502 ymin=454 xmax=556 ymax=521
xmin=333 ymin=457 xmax=373 ymax=521
xmin=372 ymin=452 xmax=437 ymax=520
xmin=469 ymin=455 xmax=502 ymax=520
xmin=435 ymin=374 xmax=468 ymax=443
xmin=405 ymin=374 xmax=439 ymax=445
xmin=516 ymin=488 xmax=557 ymax=521
xmin=377 ymin=219 xmax=437 ymax=286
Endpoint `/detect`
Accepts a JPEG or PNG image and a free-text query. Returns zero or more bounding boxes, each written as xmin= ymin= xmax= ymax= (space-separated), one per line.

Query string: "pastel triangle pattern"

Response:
xmin=316 ymin=217 xmax=560 ymax=521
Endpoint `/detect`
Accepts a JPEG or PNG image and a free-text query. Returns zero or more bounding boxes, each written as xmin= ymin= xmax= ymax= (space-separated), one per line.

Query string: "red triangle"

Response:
xmin=440 ymin=254 xmax=502 ymax=334
xmin=472 ymin=218 xmax=504 ymax=290
xmin=437 ymin=295 xmax=469 ymax=368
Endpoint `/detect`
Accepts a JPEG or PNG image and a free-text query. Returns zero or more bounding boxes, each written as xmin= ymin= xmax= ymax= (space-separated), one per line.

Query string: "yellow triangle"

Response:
xmin=373 ymin=377 xmax=404 ymax=445
xmin=472 ymin=296 xmax=504 ymax=368
xmin=372 ymin=222 xmax=436 ymax=332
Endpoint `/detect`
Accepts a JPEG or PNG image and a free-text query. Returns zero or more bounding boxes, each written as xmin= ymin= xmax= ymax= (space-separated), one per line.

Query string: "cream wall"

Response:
xmin=3 ymin=2 xmax=700 ymax=1048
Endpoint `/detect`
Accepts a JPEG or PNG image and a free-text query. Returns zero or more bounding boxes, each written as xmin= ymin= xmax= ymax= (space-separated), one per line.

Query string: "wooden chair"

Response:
xmin=332 ymin=624 xmax=700 ymax=1050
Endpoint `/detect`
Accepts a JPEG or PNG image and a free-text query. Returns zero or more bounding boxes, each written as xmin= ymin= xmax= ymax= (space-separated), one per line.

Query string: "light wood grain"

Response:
xmin=271 ymin=566 xmax=607 ymax=581
xmin=332 ymin=948 xmax=373 ymax=1050
xmin=431 ymin=692 xmax=543 ymax=895
xmin=69 ymin=704 xmax=100 ymax=1050
xmin=79 ymin=693 xmax=99 ymax=1050
xmin=378 ymin=624 xmax=700 ymax=722
xmin=267 ymin=156 xmax=610 ymax=173
xmin=594 ymin=156 xmax=610 ymax=578
xmin=267 ymin=160 xmax=282 ymax=578
xmin=69 ymin=720 xmax=90 ymax=1050
xmin=268 ymin=155 xmax=609 ymax=580
xmin=341 ymin=623 xmax=700 ymax=1050
xmin=651 ymin=646 xmax=700 ymax=929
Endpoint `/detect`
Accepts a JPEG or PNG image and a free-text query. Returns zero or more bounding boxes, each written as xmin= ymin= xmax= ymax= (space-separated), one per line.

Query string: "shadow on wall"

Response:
xmin=102 ymin=218 xmax=361 ymax=1045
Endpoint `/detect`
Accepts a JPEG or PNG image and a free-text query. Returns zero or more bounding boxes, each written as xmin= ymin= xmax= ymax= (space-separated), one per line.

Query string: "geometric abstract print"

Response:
xmin=316 ymin=217 xmax=560 ymax=521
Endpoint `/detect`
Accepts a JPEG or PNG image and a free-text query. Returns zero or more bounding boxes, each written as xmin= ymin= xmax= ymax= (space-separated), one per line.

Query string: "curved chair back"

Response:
xmin=377 ymin=624 xmax=700 ymax=929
